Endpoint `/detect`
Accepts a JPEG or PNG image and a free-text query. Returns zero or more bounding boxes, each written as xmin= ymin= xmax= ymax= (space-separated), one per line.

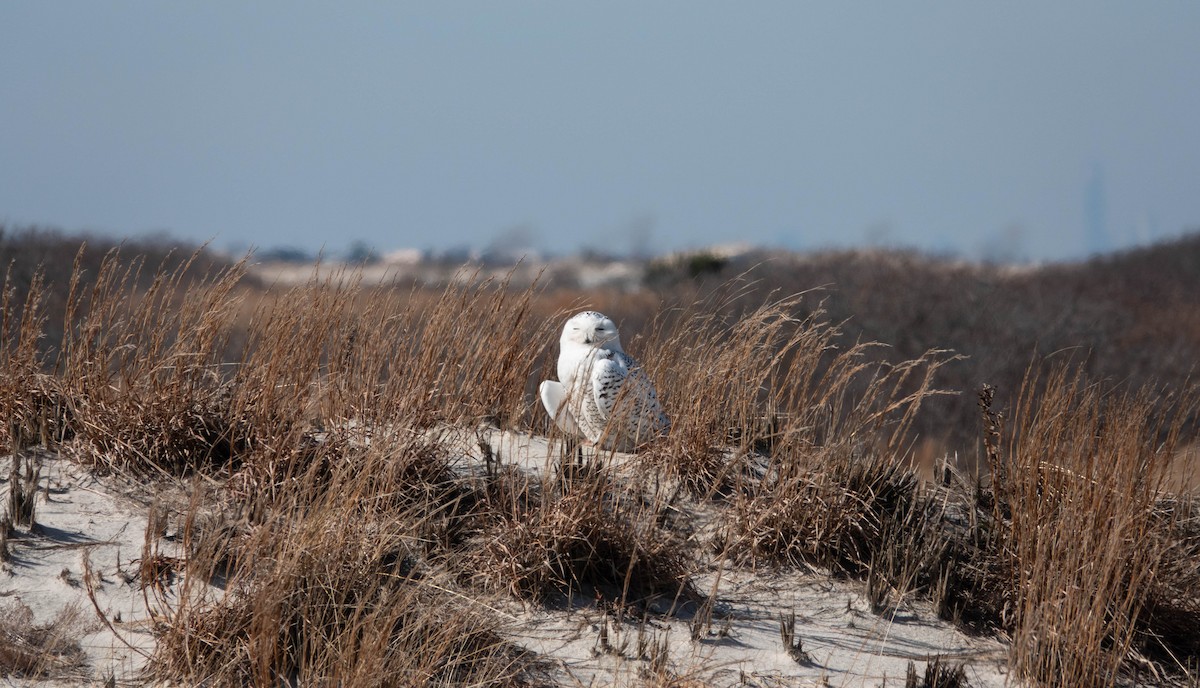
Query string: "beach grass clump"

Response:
xmin=976 ymin=364 xmax=1200 ymax=687
xmin=155 ymin=508 xmax=544 ymax=686
xmin=153 ymin=427 xmax=546 ymax=686
xmin=464 ymin=467 xmax=699 ymax=608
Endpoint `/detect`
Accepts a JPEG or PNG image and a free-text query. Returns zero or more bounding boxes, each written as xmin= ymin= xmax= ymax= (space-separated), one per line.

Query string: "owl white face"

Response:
xmin=562 ymin=311 xmax=621 ymax=349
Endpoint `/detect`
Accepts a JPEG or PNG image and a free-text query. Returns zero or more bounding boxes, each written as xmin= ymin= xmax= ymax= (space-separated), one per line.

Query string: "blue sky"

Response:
xmin=2 ymin=3 xmax=1198 ymax=261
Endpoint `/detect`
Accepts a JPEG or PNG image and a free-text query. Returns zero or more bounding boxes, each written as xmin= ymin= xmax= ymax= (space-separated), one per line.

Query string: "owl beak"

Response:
xmin=583 ymin=335 xmax=593 ymax=344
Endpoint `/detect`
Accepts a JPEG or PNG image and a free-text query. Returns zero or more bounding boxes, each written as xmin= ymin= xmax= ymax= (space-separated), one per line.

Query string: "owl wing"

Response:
xmin=590 ymin=350 xmax=670 ymax=448
xmin=539 ymin=380 xmax=580 ymax=436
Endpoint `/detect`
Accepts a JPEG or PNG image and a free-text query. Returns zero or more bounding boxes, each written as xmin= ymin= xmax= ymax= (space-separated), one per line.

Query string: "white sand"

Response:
xmin=3 ymin=432 xmax=1011 ymax=686
xmin=2 ymin=453 xmax=176 ymax=685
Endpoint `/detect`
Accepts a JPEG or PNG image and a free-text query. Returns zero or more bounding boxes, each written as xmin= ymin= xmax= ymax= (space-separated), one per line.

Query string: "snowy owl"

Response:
xmin=539 ymin=311 xmax=670 ymax=451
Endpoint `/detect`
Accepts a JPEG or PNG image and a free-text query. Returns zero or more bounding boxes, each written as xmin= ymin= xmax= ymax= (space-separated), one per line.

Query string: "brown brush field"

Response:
xmin=2 ymin=225 xmax=1199 ymax=686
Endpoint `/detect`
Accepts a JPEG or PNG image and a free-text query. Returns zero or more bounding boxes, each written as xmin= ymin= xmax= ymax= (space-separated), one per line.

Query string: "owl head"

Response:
xmin=560 ymin=311 xmax=623 ymax=351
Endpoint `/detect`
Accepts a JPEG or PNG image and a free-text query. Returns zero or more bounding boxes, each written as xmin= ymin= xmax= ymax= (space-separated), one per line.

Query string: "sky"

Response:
xmin=2 ymin=3 xmax=1198 ymax=262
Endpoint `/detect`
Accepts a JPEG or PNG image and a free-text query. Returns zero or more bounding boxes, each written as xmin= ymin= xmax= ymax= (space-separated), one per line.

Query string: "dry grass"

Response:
xmin=905 ymin=657 xmax=970 ymax=688
xmin=464 ymin=466 xmax=698 ymax=608
xmin=979 ymin=364 xmax=1200 ymax=687
xmin=0 ymin=600 xmax=89 ymax=679
xmin=2 ymin=234 xmax=1200 ymax=685
xmin=157 ymin=509 xmax=544 ymax=685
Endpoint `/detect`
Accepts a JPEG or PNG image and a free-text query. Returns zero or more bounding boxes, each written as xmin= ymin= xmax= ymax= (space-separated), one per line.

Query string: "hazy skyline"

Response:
xmin=2 ymin=3 xmax=1198 ymax=261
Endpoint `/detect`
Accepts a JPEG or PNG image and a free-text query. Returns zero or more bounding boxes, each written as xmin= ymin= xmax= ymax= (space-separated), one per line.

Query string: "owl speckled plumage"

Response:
xmin=539 ymin=311 xmax=669 ymax=451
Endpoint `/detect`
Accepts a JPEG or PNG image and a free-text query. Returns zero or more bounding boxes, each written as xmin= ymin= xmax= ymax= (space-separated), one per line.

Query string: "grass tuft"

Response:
xmin=905 ymin=656 xmax=970 ymax=688
xmin=466 ymin=469 xmax=699 ymax=608
xmin=0 ymin=600 xmax=89 ymax=679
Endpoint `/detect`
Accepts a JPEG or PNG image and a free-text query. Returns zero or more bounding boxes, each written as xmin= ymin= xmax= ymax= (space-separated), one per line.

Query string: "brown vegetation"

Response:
xmin=2 ymin=226 xmax=1200 ymax=685
xmin=0 ymin=600 xmax=89 ymax=679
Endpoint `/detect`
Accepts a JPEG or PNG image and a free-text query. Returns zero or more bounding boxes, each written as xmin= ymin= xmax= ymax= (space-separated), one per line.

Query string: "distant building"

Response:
xmin=382 ymin=248 xmax=425 ymax=265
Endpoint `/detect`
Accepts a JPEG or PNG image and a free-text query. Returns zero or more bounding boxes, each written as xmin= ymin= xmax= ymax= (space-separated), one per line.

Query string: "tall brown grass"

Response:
xmin=981 ymin=364 xmax=1200 ymax=686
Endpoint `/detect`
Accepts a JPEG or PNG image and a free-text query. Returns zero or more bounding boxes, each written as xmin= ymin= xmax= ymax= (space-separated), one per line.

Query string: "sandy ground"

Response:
xmin=2 ymin=452 xmax=176 ymax=685
xmin=467 ymin=429 xmax=1011 ymax=688
xmin=3 ymin=432 xmax=1011 ymax=687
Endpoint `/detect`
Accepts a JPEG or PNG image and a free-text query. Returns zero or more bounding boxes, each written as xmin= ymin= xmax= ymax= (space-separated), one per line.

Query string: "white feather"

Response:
xmin=539 ymin=311 xmax=669 ymax=451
